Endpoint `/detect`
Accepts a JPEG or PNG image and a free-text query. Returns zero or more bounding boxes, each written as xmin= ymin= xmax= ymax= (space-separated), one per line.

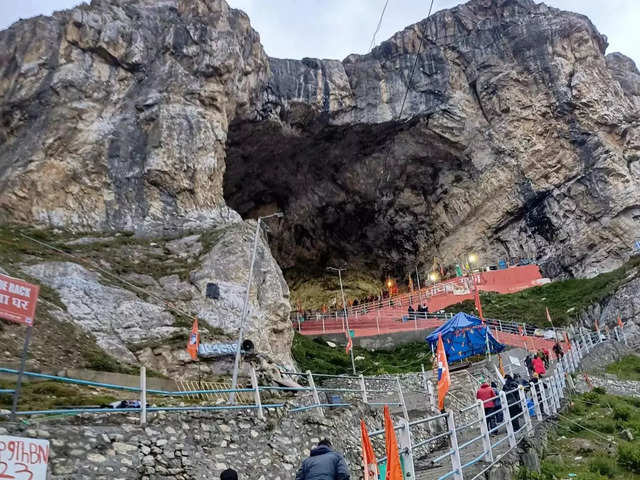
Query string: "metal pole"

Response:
xmin=307 ymin=370 xmax=323 ymax=417
xmin=140 ymin=366 xmax=147 ymax=425
xmin=415 ymin=266 xmax=422 ymax=306
xmin=230 ymin=218 xmax=262 ymax=404
xmin=230 ymin=212 xmax=282 ymax=404
xmin=448 ymin=411 xmax=463 ymax=480
xmin=500 ymin=390 xmax=517 ymax=449
xmin=360 ymin=374 xmax=368 ymax=404
xmin=376 ymin=309 xmax=381 ymax=334
xmin=329 ymin=267 xmax=356 ymax=375
xmin=477 ymin=399 xmax=493 ymax=462
xmin=251 ymin=367 xmax=264 ymax=420
xmin=11 ymin=325 xmax=33 ymax=419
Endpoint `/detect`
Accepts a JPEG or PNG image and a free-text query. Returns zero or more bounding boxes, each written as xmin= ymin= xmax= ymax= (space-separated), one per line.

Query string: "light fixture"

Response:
xmin=429 ymin=272 xmax=439 ymax=282
xmin=468 ymin=253 xmax=478 ymax=264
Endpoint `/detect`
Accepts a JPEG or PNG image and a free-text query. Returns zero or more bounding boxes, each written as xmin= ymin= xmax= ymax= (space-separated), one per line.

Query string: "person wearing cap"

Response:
xmin=220 ymin=469 xmax=238 ymax=480
xmin=295 ymin=439 xmax=350 ymax=480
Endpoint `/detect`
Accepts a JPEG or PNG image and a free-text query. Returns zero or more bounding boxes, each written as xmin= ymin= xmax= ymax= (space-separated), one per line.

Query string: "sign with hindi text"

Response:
xmin=0 ymin=435 xmax=49 ymax=479
xmin=0 ymin=274 xmax=39 ymax=326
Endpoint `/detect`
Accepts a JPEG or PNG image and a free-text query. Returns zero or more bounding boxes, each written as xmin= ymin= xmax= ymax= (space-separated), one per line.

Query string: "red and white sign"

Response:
xmin=0 ymin=435 xmax=49 ymax=479
xmin=0 ymin=274 xmax=39 ymax=326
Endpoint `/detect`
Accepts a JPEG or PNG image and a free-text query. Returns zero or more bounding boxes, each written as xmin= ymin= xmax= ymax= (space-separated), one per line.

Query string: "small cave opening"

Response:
xmin=223 ymin=116 xmax=469 ymax=282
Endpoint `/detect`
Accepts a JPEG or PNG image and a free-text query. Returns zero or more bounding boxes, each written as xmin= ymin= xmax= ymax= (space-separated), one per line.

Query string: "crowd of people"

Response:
xmin=476 ymin=374 xmax=528 ymax=433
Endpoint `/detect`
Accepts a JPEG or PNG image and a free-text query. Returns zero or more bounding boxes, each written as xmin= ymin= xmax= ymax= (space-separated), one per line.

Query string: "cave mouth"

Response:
xmin=223 ymin=115 xmax=469 ymax=282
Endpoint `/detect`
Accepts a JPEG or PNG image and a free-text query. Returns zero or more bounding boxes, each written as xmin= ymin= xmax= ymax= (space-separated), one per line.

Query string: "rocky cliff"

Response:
xmin=0 ymin=0 xmax=293 ymax=375
xmin=225 ymin=0 xmax=640 ymax=280
xmin=1 ymin=0 xmax=640 ymax=372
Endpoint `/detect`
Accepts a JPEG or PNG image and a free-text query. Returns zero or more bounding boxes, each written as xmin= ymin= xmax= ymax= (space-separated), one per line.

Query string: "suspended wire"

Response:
xmin=398 ymin=0 xmax=436 ymax=121
xmin=18 ymin=232 xmax=198 ymax=321
xmin=368 ymin=0 xmax=391 ymax=52
xmin=376 ymin=0 xmax=437 ymax=188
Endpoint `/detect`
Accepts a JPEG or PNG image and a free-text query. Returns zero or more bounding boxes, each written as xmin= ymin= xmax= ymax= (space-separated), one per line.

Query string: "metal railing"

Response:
xmin=0 ymin=325 xmax=617 ymax=480
xmin=363 ymin=331 xmax=604 ymax=480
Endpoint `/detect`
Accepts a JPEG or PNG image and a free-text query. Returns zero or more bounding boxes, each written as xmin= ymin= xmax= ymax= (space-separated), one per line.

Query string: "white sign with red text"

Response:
xmin=0 ymin=435 xmax=49 ymax=479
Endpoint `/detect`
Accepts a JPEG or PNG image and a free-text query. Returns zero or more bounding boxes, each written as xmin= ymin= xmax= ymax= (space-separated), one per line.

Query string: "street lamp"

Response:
xmin=429 ymin=272 xmax=440 ymax=283
xmin=468 ymin=253 xmax=478 ymax=265
xmin=229 ymin=212 xmax=283 ymax=403
xmin=327 ymin=266 xmax=356 ymax=374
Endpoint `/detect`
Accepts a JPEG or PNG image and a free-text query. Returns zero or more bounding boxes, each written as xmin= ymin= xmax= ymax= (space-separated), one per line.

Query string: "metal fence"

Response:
xmin=0 ymin=327 xmax=619 ymax=480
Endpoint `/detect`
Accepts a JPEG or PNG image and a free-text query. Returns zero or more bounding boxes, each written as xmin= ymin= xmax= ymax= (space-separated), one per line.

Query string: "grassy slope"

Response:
xmin=292 ymin=333 xmax=432 ymax=376
xmin=446 ymin=256 xmax=640 ymax=326
xmin=606 ymin=355 xmax=640 ymax=381
xmin=519 ymin=390 xmax=640 ymax=480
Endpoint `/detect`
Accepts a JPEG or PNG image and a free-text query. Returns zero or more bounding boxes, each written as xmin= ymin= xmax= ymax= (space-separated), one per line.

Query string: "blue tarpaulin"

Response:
xmin=426 ymin=312 xmax=505 ymax=363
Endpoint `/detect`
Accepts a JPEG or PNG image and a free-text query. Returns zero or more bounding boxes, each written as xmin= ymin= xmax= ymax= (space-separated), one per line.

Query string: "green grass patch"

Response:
xmin=292 ymin=333 xmax=432 ymax=376
xmin=537 ymin=391 xmax=640 ymax=480
xmin=606 ymin=355 xmax=640 ymax=381
xmin=445 ymin=256 xmax=640 ymax=326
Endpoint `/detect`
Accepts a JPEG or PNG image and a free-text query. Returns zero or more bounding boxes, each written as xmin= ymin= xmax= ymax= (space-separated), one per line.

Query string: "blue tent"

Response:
xmin=426 ymin=312 xmax=505 ymax=363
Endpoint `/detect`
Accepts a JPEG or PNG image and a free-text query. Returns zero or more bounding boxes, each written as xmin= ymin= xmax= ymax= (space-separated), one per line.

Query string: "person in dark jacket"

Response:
xmin=524 ymin=355 xmax=533 ymax=375
xmin=220 ymin=469 xmax=238 ymax=480
xmin=503 ymin=375 xmax=523 ymax=431
xmin=490 ymin=381 xmax=503 ymax=426
xmin=408 ymin=305 xmax=415 ymax=319
xmin=295 ymin=439 xmax=350 ymax=480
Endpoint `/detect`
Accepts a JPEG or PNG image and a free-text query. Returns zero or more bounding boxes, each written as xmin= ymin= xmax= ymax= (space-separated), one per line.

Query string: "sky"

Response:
xmin=1 ymin=1 xmax=638 ymax=66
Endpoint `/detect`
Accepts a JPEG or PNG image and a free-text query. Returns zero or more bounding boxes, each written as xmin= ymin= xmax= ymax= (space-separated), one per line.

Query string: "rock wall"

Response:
xmin=0 ymin=0 xmax=267 ymax=234
xmin=0 ymin=406 xmax=401 ymax=479
xmin=225 ymin=0 xmax=640 ymax=280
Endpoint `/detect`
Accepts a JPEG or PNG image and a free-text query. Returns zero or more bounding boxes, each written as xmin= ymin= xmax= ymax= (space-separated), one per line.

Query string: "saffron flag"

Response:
xmin=360 ymin=420 xmax=378 ymax=480
xmin=408 ymin=276 xmax=414 ymax=293
xmin=594 ymin=320 xmax=600 ymax=332
xmin=617 ymin=315 xmax=624 ymax=329
xmin=186 ymin=318 xmax=199 ymax=360
xmin=498 ymin=354 xmax=505 ymax=377
xmin=474 ymin=286 xmax=484 ymax=322
xmin=436 ymin=333 xmax=450 ymax=411
xmin=564 ymin=331 xmax=571 ymax=350
xmin=346 ymin=332 xmax=353 ymax=354
xmin=546 ymin=307 xmax=554 ymax=326
xmin=383 ymin=406 xmax=403 ymax=480
xmin=518 ymin=325 xmax=524 ymax=336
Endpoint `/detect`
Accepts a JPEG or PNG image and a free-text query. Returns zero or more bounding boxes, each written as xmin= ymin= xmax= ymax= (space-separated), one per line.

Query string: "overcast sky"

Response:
xmin=1 ymin=1 xmax=638 ymax=65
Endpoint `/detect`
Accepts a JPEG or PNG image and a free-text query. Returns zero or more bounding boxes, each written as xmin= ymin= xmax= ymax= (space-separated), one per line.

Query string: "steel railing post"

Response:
xmin=397 ymin=419 xmax=416 ymax=480
xmin=499 ymin=391 xmax=517 ymax=449
xmin=322 ymin=316 xmax=325 ymax=333
xmin=360 ymin=374 xmax=368 ymax=404
xmin=477 ymin=399 xmax=493 ymax=462
xmin=545 ymin=380 xmax=556 ymax=415
xmin=518 ymin=386 xmax=532 ymax=433
xmin=376 ymin=309 xmax=381 ymax=334
xmin=427 ymin=380 xmax=437 ymax=414
xmin=307 ymin=370 xmax=324 ymax=417
xmin=140 ymin=366 xmax=147 ymax=426
xmin=448 ymin=411 xmax=464 ymax=480
xmin=530 ymin=382 xmax=543 ymax=421
xmin=251 ymin=367 xmax=264 ymax=420
xmin=396 ymin=377 xmax=410 ymax=423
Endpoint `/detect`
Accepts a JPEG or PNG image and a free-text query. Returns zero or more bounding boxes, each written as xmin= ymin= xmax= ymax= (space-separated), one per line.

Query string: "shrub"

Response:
xmin=592 ymin=386 xmax=607 ymax=395
xmin=617 ymin=442 xmax=640 ymax=473
xmin=588 ymin=456 xmax=618 ymax=478
xmin=585 ymin=417 xmax=616 ymax=434
xmin=613 ymin=405 xmax=632 ymax=422
xmin=583 ymin=391 xmax=601 ymax=404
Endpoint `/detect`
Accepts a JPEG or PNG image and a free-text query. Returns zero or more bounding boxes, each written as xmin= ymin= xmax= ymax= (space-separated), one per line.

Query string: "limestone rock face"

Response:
xmin=0 ymin=0 xmax=268 ymax=234
xmin=15 ymin=223 xmax=293 ymax=374
xmin=225 ymin=0 xmax=640 ymax=279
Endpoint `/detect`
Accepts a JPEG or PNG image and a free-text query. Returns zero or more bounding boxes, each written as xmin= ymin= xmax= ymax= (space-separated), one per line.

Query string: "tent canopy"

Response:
xmin=426 ymin=312 xmax=505 ymax=363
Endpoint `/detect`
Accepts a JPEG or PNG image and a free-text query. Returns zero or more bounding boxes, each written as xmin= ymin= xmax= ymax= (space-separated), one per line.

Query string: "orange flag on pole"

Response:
xmin=186 ymin=318 xmax=199 ymax=360
xmin=545 ymin=307 xmax=553 ymax=325
xmin=498 ymin=354 xmax=505 ymax=377
xmin=617 ymin=315 xmax=624 ymax=329
xmin=360 ymin=420 xmax=378 ymax=480
xmin=383 ymin=405 xmax=403 ymax=480
xmin=436 ymin=333 xmax=450 ymax=411
xmin=346 ymin=331 xmax=353 ymax=354
xmin=564 ymin=331 xmax=571 ymax=349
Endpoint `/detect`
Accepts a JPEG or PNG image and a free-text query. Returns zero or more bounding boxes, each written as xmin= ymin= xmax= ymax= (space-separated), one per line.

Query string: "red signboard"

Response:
xmin=0 ymin=273 xmax=39 ymax=326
